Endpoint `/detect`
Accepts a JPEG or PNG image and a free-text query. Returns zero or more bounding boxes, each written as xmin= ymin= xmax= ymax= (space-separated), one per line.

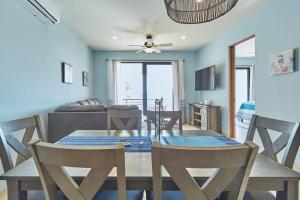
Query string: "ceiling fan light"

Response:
xmin=144 ymin=48 xmax=154 ymax=53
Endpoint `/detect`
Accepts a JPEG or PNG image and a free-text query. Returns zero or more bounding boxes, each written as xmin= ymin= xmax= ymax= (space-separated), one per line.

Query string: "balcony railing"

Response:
xmin=121 ymin=98 xmax=173 ymax=112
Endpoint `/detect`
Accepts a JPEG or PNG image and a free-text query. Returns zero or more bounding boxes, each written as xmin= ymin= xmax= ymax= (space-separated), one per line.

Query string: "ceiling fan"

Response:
xmin=127 ymin=35 xmax=173 ymax=54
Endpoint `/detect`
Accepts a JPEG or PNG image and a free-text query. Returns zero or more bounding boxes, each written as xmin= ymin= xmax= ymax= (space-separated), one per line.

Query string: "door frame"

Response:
xmin=229 ymin=35 xmax=255 ymax=138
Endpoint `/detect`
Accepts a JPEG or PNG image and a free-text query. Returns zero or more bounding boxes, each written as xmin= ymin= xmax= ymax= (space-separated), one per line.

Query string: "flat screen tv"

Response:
xmin=195 ymin=65 xmax=215 ymax=91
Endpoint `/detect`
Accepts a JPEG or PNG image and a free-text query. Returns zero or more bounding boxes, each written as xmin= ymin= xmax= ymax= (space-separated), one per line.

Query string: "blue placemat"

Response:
xmin=58 ymin=136 xmax=152 ymax=152
xmin=162 ymin=136 xmax=240 ymax=147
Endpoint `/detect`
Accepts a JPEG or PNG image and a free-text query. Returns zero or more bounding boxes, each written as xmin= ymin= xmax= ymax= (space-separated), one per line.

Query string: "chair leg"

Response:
xmin=7 ymin=180 xmax=27 ymax=200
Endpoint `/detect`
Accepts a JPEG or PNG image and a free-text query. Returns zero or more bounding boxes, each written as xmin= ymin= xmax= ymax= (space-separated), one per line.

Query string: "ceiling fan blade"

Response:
xmin=155 ymin=43 xmax=173 ymax=47
xmin=128 ymin=45 xmax=145 ymax=47
xmin=136 ymin=49 xmax=145 ymax=54
xmin=116 ymin=27 xmax=144 ymax=35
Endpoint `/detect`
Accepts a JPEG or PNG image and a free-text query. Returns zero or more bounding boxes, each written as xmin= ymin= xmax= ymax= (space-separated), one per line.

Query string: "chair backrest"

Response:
xmin=107 ymin=110 xmax=142 ymax=131
xmin=246 ymin=114 xmax=300 ymax=168
xmin=29 ymin=140 xmax=126 ymax=200
xmin=0 ymin=115 xmax=46 ymax=172
xmin=147 ymin=111 xmax=182 ymax=131
xmin=152 ymin=141 xmax=258 ymax=200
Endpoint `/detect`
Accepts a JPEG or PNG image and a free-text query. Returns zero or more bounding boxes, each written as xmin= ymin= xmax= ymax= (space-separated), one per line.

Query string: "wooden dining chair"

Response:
xmin=147 ymin=111 xmax=183 ymax=131
xmin=0 ymin=115 xmax=46 ymax=172
xmin=151 ymin=141 xmax=258 ymax=200
xmin=29 ymin=140 xmax=133 ymax=200
xmin=107 ymin=110 xmax=142 ymax=131
xmin=0 ymin=115 xmax=47 ymax=200
xmin=244 ymin=114 xmax=300 ymax=200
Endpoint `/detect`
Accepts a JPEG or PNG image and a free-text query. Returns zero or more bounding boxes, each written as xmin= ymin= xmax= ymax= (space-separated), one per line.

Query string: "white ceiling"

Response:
xmin=235 ymin=37 xmax=256 ymax=58
xmin=53 ymin=0 xmax=271 ymax=51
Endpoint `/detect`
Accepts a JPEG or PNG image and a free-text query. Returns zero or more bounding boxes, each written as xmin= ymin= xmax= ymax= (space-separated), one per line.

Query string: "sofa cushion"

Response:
xmin=76 ymin=100 xmax=90 ymax=106
xmin=86 ymin=99 xmax=96 ymax=105
xmin=107 ymin=105 xmax=139 ymax=111
xmin=55 ymin=105 xmax=106 ymax=112
xmin=92 ymin=98 xmax=102 ymax=105
xmin=77 ymin=98 xmax=102 ymax=105
xmin=69 ymin=103 xmax=81 ymax=106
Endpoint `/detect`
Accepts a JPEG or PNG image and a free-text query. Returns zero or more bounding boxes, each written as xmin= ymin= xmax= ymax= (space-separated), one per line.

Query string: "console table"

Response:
xmin=189 ymin=103 xmax=221 ymax=132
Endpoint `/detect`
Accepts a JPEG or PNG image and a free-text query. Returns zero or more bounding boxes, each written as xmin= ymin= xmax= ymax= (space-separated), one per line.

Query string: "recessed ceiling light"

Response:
xmin=112 ymin=36 xmax=118 ymax=40
xmin=196 ymin=0 xmax=204 ymax=3
xmin=180 ymin=35 xmax=187 ymax=40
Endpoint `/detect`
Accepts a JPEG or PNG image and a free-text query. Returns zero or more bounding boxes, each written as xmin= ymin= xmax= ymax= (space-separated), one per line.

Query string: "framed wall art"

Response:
xmin=62 ymin=63 xmax=73 ymax=83
xmin=270 ymin=49 xmax=295 ymax=75
xmin=82 ymin=71 xmax=89 ymax=87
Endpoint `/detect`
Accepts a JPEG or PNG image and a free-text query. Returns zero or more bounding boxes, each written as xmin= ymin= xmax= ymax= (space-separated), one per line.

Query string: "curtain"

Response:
xmin=107 ymin=60 xmax=120 ymax=105
xmin=172 ymin=60 xmax=186 ymax=123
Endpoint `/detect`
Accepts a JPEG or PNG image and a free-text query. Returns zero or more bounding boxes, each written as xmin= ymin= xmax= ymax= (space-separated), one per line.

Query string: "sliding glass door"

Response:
xmin=116 ymin=62 xmax=173 ymax=114
xmin=146 ymin=63 xmax=173 ymax=112
xmin=116 ymin=63 xmax=143 ymax=110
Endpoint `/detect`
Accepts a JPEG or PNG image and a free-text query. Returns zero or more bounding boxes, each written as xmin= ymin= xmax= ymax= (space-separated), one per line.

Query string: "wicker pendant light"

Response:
xmin=164 ymin=0 xmax=238 ymax=24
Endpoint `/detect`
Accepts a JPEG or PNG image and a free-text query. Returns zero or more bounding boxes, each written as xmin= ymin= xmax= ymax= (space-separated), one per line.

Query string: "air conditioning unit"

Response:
xmin=15 ymin=0 xmax=60 ymax=25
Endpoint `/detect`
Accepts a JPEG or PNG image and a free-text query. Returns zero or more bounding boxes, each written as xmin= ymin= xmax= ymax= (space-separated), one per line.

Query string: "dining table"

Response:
xmin=1 ymin=129 xmax=300 ymax=200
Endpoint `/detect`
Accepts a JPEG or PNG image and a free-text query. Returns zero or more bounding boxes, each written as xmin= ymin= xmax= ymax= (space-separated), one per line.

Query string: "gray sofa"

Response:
xmin=48 ymin=98 xmax=139 ymax=143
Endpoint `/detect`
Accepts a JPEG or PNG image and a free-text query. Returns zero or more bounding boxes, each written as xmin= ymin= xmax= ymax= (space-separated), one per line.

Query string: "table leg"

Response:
xmin=286 ymin=181 xmax=298 ymax=200
xmin=7 ymin=180 xmax=27 ymax=200
xmin=277 ymin=181 xmax=298 ymax=200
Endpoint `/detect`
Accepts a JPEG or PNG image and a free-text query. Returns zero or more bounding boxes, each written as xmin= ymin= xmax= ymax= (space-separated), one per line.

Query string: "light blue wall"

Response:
xmin=92 ymin=51 xmax=197 ymax=107
xmin=195 ymin=0 xmax=300 ymax=135
xmin=0 ymin=0 xmax=93 ymax=121
xmin=235 ymin=57 xmax=256 ymax=66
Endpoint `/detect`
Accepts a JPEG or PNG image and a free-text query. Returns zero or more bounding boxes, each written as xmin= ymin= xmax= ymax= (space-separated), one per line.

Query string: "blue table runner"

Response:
xmin=58 ymin=136 xmax=152 ymax=152
xmin=162 ymin=136 xmax=240 ymax=147
xmin=58 ymin=135 xmax=240 ymax=152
